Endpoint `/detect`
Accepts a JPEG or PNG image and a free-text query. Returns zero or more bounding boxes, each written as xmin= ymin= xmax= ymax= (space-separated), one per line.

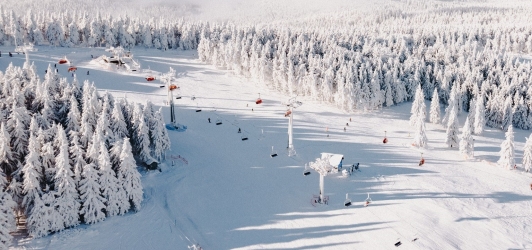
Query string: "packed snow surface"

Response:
xmin=1 ymin=46 xmax=531 ymax=249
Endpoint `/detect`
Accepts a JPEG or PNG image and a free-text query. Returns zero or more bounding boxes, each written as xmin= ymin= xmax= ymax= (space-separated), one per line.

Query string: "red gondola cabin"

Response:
xmin=145 ymin=76 xmax=156 ymax=81
xmin=68 ymin=66 xmax=77 ymax=72
xmin=58 ymin=58 xmax=68 ymax=64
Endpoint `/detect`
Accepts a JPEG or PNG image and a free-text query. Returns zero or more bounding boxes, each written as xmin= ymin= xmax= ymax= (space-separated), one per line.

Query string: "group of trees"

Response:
xmin=197 ymin=4 xmax=532 ymax=132
xmin=0 ymin=62 xmax=170 ymax=244
xmin=0 ymin=7 xmax=201 ymax=50
xmin=410 ymin=85 xmax=532 ymax=172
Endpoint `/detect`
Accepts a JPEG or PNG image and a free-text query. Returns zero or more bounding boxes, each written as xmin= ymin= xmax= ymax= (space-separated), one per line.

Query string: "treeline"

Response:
xmin=0 ymin=7 xmax=202 ymax=50
xmin=198 ymin=4 xmax=532 ymax=130
xmin=0 ymin=62 xmax=170 ymax=242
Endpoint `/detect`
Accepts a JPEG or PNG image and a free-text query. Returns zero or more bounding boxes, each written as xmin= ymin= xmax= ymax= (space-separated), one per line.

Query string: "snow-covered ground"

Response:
xmin=2 ymin=46 xmax=532 ymax=249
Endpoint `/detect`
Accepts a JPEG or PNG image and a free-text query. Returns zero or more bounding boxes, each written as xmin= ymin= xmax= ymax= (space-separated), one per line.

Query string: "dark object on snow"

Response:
xmin=530 ymin=183 xmax=532 ymax=190
xmin=0 ymin=51 xmax=2 ymax=57
xmin=160 ymin=85 xmax=165 ymax=88
xmin=419 ymin=158 xmax=425 ymax=166
xmin=54 ymin=64 xmax=56 ymax=68
xmin=91 ymin=55 xmax=93 ymax=58
xmin=383 ymin=138 xmax=388 ymax=143
xmin=9 ymin=52 xmax=13 ymax=57
xmin=412 ymin=238 xmax=418 ymax=242
xmin=72 ymin=73 xmax=74 ymax=77
xmin=45 ymin=70 xmax=47 ymax=73
xmin=270 ymin=153 xmax=278 ymax=158
xmin=344 ymin=201 xmax=352 ymax=207
xmin=238 ymin=128 xmax=241 ymax=133
xmin=196 ymin=109 xmax=202 ymax=112
xmin=241 ymin=136 xmax=248 ymax=141
xmin=216 ymin=120 xmax=222 ymax=125
xmin=395 ymin=241 xmax=402 ymax=247
xmin=145 ymin=158 xmax=159 ymax=170
xmin=56 ymin=69 xmax=58 ymax=73
xmin=176 ymin=96 xmax=181 ymax=99
xmin=303 ymin=169 xmax=311 ymax=176
xmin=208 ymin=118 xmax=211 ymax=123
xmin=354 ymin=163 xmax=359 ymax=171
xmin=87 ymin=71 xmax=89 ymax=75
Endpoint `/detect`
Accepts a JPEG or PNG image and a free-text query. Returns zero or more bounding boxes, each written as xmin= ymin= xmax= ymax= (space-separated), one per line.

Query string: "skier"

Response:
xmin=54 ymin=63 xmax=56 ymax=68
xmin=0 ymin=51 xmax=2 ymax=57
xmin=344 ymin=127 xmax=346 ymax=132
xmin=238 ymin=128 xmax=241 ymax=133
xmin=346 ymin=123 xmax=349 ymax=126
xmin=9 ymin=52 xmax=12 ymax=57
xmin=364 ymin=193 xmax=372 ymax=207
xmin=72 ymin=73 xmax=74 ymax=77
xmin=208 ymin=118 xmax=211 ymax=123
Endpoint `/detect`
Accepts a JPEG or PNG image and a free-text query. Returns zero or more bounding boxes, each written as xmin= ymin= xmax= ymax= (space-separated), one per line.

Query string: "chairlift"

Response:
xmin=383 ymin=130 xmax=388 ymax=143
xmin=364 ymin=193 xmax=372 ymax=207
xmin=216 ymin=119 xmax=222 ymax=125
xmin=255 ymin=93 xmax=262 ymax=104
xmin=418 ymin=153 xmax=425 ymax=166
xmin=191 ymin=95 xmax=196 ymax=101
xmin=284 ymin=110 xmax=292 ymax=117
xmin=176 ymin=96 xmax=182 ymax=99
xmin=344 ymin=193 xmax=352 ymax=207
xmin=241 ymin=135 xmax=248 ymax=141
xmin=303 ymin=164 xmax=311 ymax=176
xmin=270 ymin=146 xmax=278 ymax=158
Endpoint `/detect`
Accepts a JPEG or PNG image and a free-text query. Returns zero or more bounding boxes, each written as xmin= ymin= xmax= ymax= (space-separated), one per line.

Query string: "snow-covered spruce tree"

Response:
xmin=467 ymin=98 xmax=476 ymax=133
xmin=0 ymin=170 xmax=16 ymax=249
xmin=459 ymin=117 xmax=474 ymax=159
xmin=69 ymin=132 xmax=86 ymax=189
xmin=110 ymin=101 xmax=128 ymax=140
xmin=0 ymin=122 xmax=14 ymax=176
xmin=412 ymin=114 xmax=427 ymax=148
xmin=53 ymin=125 xmax=80 ymax=229
xmin=79 ymin=163 xmax=105 ymax=224
xmin=498 ymin=125 xmax=515 ymax=170
xmin=523 ymin=134 xmax=532 ymax=172
xmin=442 ymin=84 xmax=458 ymax=126
xmin=474 ymin=90 xmax=486 ymax=135
xmin=26 ymin=196 xmax=49 ymax=238
xmin=97 ymin=141 xmax=123 ymax=217
xmin=150 ymin=108 xmax=171 ymax=161
xmin=410 ymin=84 xmax=425 ymax=127
xmin=119 ymin=139 xmax=143 ymax=212
xmin=445 ymin=106 xmax=459 ymax=148
xmin=21 ymin=129 xmax=42 ymax=215
xmin=501 ymin=96 xmax=513 ymax=131
xmin=65 ymin=94 xmax=81 ymax=136
xmin=134 ymin=113 xmax=152 ymax=164
xmin=429 ymin=88 xmax=440 ymax=124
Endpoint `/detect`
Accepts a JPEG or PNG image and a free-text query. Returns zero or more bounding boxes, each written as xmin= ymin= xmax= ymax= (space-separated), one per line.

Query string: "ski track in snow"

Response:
xmin=2 ymin=46 xmax=532 ymax=249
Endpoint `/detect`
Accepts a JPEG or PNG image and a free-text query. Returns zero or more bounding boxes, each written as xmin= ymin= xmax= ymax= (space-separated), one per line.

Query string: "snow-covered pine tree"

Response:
xmin=459 ymin=117 xmax=474 ymax=159
xmin=501 ymin=96 xmax=513 ymax=131
xmin=445 ymin=106 xmax=459 ymax=148
xmin=498 ymin=125 xmax=515 ymax=170
xmin=119 ymin=139 xmax=142 ymax=212
xmin=97 ymin=141 xmax=121 ymax=217
xmin=68 ymin=138 xmax=83 ymax=195
xmin=150 ymin=108 xmax=171 ymax=161
xmin=26 ymin=195 xmax=49 ymax=238
xmin=442 ymin=84 xmax=458 ymax=126
xmin=21 ymin=131 xmax=42 ymax=215
xmin=429 ymin=88 xmax=441 ymax=124
xmin=412 ymin=113 xmax=428 ymax=148
xmin=474 ymin=90 xmax=486 ymax=135
xmin=522 ymin=133 xmax=532 ymax=172
xmin=53 ymin=125 xmax=80 ymax=229
xmin=134 ymin=113 xmax=151 ymax=164
xmin=0 ymin=169 xmax=15 ymax=249
xmin=410 ymin=84 xmax=426 ymax=127
xmin=0 ymin=122 xmax=14 ymax=176
xmin=467 ymin=98 xmax=476 ymax=133
xmin=79 ymin=163 xmax=105 ymax=224
xmin=65 ymin=94 xmax=81 ymax=136
xmin=110 ymin=100 xmax=128 ymax=140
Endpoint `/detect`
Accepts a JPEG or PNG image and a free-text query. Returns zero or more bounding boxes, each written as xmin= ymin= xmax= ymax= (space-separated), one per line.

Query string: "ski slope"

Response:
xmin=2 ymin=46 xmax=532 ymax=249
